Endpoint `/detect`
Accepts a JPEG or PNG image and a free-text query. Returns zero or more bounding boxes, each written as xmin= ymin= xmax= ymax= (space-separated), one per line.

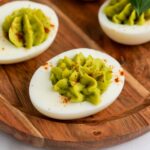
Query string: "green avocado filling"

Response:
xmin=104 ymin=0 xmax=150 ymax=25
xmin=3 ymin=8 xmax=51 ymax=48
xmin=50 ymin=53 xmax=112 ymax=105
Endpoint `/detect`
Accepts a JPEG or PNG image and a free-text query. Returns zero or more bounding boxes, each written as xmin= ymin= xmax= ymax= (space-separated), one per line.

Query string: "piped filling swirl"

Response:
xmin=104 ymin=0 xmax=150 ymax=25
xmin=50 ymin=53 xmax=112 ymax=105
xmin=3 ymin=8 xmax=51 ymax=48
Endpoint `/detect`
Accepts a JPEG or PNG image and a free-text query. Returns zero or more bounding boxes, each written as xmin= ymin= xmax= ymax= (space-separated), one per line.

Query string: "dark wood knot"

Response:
xmin=93 ymin=131 xmax=101 ymax=136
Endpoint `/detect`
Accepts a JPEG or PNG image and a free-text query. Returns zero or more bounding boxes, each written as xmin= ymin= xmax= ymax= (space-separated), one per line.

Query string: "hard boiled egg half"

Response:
xmin=29 ymin=48 xmax=125 ymax=120
xmin=98 ymin=0 xmax=150 ymax=45
xmin=0 ymin=1 xmax=58 ymax=64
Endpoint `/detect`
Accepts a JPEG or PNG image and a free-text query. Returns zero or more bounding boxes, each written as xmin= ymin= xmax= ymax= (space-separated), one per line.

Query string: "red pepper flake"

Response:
xmin=16 ymin=32 xmax=23 ymax=41
xmin=43 ymin=62 xmax=53 ymax=70
xmin=114 ymin=77 xmax=120 ymax=83
xmin=60 ymin=96 xmax=70 ymax=104
xmin=43 ymin=62 xmax=48 ymax=69
xmin=44 ymin=66 xmax=48 ymax=70
xmin=44 ymin=27 xmax=50 ymax=33
xmin=50 ymin=24 xmax=55 ymax=28
xmin=103 ymin=59 xmax=107 ymax=62
xmin=120 ymin=70 xmax=124 ymax=76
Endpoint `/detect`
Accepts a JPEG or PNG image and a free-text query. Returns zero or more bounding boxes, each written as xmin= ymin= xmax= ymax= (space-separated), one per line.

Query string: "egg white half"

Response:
xmin=98 ymin=0 xmax=150 ymax=45
xmin=0 ymin=1 xmax=59 ymax=64
xmin=29 ymin=48 xmax=125 ymax=120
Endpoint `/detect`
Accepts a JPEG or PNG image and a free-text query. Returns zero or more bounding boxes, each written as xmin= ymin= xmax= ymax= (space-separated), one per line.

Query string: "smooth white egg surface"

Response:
xmin=98 ymin=0 xmax=150 ymax=45
xmin=0 ymin=1 xmax=58 ymax=64
xmin=29 ymin=48 xmax=125 ymax=120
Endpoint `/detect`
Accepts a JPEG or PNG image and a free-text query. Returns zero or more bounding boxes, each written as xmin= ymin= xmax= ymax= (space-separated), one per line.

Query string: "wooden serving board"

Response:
xmin=0 ymin=0 xmax=150 ymax=149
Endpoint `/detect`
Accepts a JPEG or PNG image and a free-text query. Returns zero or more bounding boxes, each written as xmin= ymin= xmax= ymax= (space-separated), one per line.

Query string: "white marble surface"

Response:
xmin=0 ymin=131 xmax=150 ymax=150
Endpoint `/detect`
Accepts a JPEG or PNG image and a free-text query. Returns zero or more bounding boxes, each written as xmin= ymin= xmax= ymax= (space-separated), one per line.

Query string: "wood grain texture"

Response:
xmin=0 ymin=0 xmax=149 ymax=149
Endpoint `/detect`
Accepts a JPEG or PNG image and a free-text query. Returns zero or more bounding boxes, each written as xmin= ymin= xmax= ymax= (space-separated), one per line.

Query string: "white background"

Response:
xmin=0 ymin=131 xmax=150 ymax=150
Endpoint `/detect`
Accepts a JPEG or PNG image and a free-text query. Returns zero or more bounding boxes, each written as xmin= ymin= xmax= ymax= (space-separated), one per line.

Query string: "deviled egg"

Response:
xmin=29 ymin=48 xmax=125 ymax=120
xmin=98 ymin=0 xmax=150 ymax=45
xmin=0 ymin=1 xmax=58 ymax=64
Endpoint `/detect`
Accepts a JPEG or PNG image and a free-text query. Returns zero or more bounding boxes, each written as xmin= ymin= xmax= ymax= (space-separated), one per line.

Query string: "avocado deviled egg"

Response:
xmin=0 ymin=1 xmax=58 ymax=64
xmin=99 ymin=0 xmax=150 ymax=45
xmin=29 ymin=48 xmax=125 ymax=120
